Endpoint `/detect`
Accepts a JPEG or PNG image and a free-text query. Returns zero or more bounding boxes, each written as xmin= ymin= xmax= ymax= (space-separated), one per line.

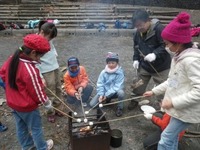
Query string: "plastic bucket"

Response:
xmin=110 ymin=129 xmax=123 ymax=148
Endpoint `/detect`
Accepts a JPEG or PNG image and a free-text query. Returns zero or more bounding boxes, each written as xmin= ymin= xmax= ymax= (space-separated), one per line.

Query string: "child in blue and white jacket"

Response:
xmin=90 ymin=52 xmax=125 ymax=117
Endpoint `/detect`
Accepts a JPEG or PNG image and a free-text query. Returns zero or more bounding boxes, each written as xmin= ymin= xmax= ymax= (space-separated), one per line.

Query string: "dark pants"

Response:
xmin=66 ymin=84 xmax=93 ymax=105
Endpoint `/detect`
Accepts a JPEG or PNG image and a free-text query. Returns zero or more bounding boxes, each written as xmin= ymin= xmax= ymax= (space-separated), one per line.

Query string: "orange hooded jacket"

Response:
xmin=63 ymin=66 xmax=88 ymax=97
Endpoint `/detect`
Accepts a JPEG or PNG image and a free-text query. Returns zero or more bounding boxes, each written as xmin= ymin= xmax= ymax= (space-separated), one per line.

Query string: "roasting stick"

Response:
xmin=94 ymin=110 xmax=162 ymax=125
xmin=85 ymin=101 xmax=101 ymax=114
xmin=46 ymin=87 xmax=76 ymax=114
xmin=103 ymin=95 xmax=145 ymax=107
xmin=79 ymin=96 xmax=88 ymax=123
xmin=52 ymin=106 xmax=76 ymax=120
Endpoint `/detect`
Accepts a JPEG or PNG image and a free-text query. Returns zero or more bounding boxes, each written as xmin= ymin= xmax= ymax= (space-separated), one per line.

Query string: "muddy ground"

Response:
xmin=0 ymin=6 xmax=200 ymax=149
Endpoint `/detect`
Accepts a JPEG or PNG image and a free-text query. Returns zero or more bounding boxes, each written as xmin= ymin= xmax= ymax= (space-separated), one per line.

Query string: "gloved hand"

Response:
xmin=144 ymin=113 xmax=153 ymax=120
xmin=133 ymin=60 xmax=139 ymax=69
xmin=144 ymin=53 xmax=156 ymax=62
xmin=44 ymin=100 xmax=52 ymax=109
xmin=75 ymin=92 xmax=81 ymax=100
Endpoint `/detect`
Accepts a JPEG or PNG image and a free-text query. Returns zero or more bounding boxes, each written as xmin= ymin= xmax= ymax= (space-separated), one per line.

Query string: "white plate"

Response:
xmin=140 ymin=105 xmax=156 ymax=114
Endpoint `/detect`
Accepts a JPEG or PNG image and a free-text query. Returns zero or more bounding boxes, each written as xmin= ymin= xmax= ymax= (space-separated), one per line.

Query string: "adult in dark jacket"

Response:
xmin=128 ymin=9 xmax=171 ymax=110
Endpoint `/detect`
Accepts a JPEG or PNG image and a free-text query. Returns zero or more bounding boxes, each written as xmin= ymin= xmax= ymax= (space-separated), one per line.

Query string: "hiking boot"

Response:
xmin=48 ymin=115 xmax=56 ymax=123
xmin=128 ymin=101 xmax=138 ymax=110
xmin=0 ymin=124 xmax=8 ymax=132
xmin=116 ymin=107 xmax=123 ymax=117
xmin=46 ymin=139 xmax=54 ymax=150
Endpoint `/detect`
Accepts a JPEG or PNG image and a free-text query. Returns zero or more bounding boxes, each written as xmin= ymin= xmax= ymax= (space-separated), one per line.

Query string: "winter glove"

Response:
xmin=133 ymin=60 xmax=139 ymax=69
xmin=144 ymin=53 xmax=156 ymax=62
xmin=144 ymin=113 xmax=153 ymax=120
xmin=44 ymin=100 xmax=52 ymax=109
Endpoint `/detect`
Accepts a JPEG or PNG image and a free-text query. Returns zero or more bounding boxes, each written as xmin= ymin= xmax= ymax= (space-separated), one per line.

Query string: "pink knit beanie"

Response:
xmin=161 ymin=12 xmax=191 ymax=43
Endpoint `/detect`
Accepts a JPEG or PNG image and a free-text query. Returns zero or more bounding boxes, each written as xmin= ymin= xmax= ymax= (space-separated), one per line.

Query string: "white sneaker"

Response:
xmin=46 ymin=139 xmax=54 ymax=150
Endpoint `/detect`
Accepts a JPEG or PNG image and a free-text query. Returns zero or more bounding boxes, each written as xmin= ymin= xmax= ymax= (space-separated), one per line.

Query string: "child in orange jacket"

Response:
xmin=63 ymin=57 xmax=93 ymax=107
xmin=143 ymin=112 xmax=185 ymax=150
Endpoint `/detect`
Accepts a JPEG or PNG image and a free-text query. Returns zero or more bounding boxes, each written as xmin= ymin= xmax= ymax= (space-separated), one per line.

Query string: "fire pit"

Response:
xmin=68 ymin=109 xmax=111 ymax=150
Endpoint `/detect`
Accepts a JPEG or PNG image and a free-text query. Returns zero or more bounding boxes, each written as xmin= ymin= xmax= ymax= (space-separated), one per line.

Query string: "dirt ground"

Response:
xmin=0 ymin=6 xmax=200 ymax=149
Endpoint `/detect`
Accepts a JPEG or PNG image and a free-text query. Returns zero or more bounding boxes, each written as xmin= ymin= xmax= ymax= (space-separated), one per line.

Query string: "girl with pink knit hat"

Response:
xmin=143 ymin=12 xmax=200 ymax=150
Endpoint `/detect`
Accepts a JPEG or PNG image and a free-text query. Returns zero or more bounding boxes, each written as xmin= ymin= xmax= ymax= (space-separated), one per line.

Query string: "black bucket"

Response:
xmin=110 ymin=129 xmax=123 ymax=148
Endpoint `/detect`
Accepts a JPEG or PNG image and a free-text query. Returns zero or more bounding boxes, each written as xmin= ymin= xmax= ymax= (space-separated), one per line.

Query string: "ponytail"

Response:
xmin=8 ymin=46 xmax=32 ymax=90
xmin=8 ymin=48 xmax=21 ymax=90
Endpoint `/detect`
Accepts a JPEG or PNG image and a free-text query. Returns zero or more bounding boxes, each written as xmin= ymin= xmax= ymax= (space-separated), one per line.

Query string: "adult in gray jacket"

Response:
xmin=128 ymin=9 xmax=171 ymax=110
xmin=144 ymin=12 xmax=200 ymax=150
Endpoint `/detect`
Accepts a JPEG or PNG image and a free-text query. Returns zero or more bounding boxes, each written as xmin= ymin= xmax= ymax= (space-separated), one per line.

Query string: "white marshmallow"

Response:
xmin=89 ymin=122 xmax=93 ymax=126
xmin=84 ymin=118 xmax=88 ymax=123
xmin=76 ymin=118 xmax=81 ymax=123
xmin=73 ymin=112 xmax=77 ymax=116
xmin=99 ymin=104 xmax=103 ymax=108
xmin=85 ymin=111 xmax=89 ymax=114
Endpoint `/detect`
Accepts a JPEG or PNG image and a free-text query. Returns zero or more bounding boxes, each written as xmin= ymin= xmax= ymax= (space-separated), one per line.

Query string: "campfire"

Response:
xmin=68 ymin=109 xmax=111 ymax=150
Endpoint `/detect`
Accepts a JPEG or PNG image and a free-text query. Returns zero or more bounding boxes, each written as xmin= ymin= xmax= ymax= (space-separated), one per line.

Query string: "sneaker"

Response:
xmin=128 ymin=100 xmax=138 ymax=110
xmin=46 ymin=139 xmax=54 ymax=150
xmin=82 ymin=102 xmax=87 ymax=107
xmin=0 ymin=124 xmax=8 ymax=132
xmin=116 ymin=107 xmax=123 ymax=117
xmin=48 ymin=115 xmax=56 ymax=123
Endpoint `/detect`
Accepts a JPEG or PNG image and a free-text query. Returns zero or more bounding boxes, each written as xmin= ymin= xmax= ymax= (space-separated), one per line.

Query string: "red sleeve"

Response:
xmin=152 ymin=113 xmax=171 ymax=130
xmin=23 ymin=63 xmax=48 ymax=104
xmin=0 ymin=57 xmax=10 ymax=81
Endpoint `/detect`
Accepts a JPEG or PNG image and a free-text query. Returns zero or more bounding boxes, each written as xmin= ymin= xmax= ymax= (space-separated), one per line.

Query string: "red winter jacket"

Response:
xmin=152 ymin=113 xmax=185 ymax=140
xmin=0 ymin=56 xmax=48 ymax=112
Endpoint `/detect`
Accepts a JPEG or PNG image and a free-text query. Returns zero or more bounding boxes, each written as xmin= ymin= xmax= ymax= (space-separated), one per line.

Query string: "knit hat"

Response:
xmin=67 ymin=57 xmax=80 ymax=68
xmin=106 ymin=52 xmax=119 ymax=63
xmin=161 ymin=12 xmax=191 ymax=43
xmin=23 ymin=34 xmax=50 ymax=53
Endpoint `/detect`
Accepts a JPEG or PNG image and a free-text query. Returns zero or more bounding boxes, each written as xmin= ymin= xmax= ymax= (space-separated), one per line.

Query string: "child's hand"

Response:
xmin=75 ymin=92 xmax=81 ymax=100
xmin=143 ymin=91 xmax=154 ymax=97
xmin=99 ymin=96 xmax=106 ymax=102
xmin=44 ymin=100 xmax=52 ymax=109
xmin=78 ymin=87 xmax=83 ymax=94
xmin=161 ymin=98 xmax=173 ymax=109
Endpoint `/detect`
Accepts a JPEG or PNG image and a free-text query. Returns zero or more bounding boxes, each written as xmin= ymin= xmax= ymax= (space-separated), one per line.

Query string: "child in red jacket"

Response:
xmin=0 ymin=34 xmax=54 ymax=150
xmin=143 ymin=112 xmax=185 ymax=150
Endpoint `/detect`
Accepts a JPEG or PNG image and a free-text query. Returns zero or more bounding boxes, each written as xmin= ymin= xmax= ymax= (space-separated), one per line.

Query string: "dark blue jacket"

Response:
xmin=133 ymin=19 xmax=171 ymax=73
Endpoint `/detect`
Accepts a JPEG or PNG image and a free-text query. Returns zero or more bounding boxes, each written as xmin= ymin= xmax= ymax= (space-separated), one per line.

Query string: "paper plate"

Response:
xmin=140 ymin=105 xmax=156 ymax=114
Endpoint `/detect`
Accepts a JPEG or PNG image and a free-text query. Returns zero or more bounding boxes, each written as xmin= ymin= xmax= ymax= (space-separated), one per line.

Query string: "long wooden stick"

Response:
xmin=103 ymin=95 xmax=144 ymax=106
xmin=52 ymin=106 xmax=75 ymax=120
xmin=46 ymin=87 xmax=75 ymax=113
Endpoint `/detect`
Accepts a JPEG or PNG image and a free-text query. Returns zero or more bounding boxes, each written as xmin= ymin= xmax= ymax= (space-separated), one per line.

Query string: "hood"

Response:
xmin=173 ymin=48 xmax=200 ymax=62
xmin=151 ymin=19 xmax=160 ymax=30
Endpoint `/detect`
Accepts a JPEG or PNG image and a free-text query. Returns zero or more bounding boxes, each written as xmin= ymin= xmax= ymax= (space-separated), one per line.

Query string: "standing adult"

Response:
xmin=128 ymin=9 xmax=171 ymax=110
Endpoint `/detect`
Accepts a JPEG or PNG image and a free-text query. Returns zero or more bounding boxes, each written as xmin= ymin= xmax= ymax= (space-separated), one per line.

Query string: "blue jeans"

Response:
xmin=158 ymin=117 xmax=190 ymax=150
xmin=90 ymin=90 xmax=124 ymax=109
xmin=12 ymin=109 xmax=47 ymax=150
xmin=66 ymin=84 xmax=93 ymax=105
